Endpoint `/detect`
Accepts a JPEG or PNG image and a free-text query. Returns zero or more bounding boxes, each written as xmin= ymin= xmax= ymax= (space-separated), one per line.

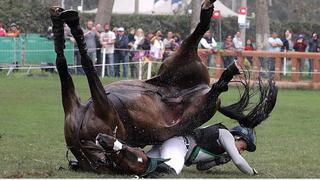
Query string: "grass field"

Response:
xmin=0 ymin=71 xmax=320 ymax=178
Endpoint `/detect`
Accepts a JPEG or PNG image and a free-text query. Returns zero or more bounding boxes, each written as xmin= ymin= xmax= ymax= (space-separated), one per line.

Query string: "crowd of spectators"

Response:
xmin=0 ymin=20 xmax=20 ymax=38
xmin=64 ymin=20 xmax=182 ymax=78
xmin=2 ymin=18 xmax=319 ymax=78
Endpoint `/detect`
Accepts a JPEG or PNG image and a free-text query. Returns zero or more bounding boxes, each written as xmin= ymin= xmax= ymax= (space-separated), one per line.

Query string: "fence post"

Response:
xmin=214 ymin=51 xmax=223 ymax=79
xmin=139 ymin=58 xmax=142 ymax=80
xmin=275 ymin=57 xmax=282 ymax=81
xmin=101 ymin=48 xmax=106 ymax=78
xmin=147 ymin=60 xmax=152 ymax=79
xmin=252 ymin=56 xmax=260 ymax=80
xmin=291 ymin=58 xmax=300 ymax=82
xmin=313 ymin=59 xmax=320 ymax=82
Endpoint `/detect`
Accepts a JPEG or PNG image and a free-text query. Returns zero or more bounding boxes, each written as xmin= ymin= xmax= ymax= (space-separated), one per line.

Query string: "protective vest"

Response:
xmin=185 ymin=123 xmax=228 ymax=165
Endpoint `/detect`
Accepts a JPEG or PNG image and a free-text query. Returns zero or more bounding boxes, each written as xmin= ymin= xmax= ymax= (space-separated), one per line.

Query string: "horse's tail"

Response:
xmin=218 ymin=76 xmax=278 ymax=129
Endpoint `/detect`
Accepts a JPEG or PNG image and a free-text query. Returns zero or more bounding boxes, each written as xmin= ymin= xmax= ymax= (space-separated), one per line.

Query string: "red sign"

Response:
xmin=239 ymin=7 xmax=247 ymax=15
xmin=212 ymin=10 xmax=221 ymax=19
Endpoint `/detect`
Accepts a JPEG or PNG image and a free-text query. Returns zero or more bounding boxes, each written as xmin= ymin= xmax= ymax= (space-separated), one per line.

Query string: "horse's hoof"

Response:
xmin=202 ymin=0 xmax=215 ymax=9
xmin=49 ymin=6 xmax=65 ymax=17
xmin=60 ymin=10 xmax=80 ymax=27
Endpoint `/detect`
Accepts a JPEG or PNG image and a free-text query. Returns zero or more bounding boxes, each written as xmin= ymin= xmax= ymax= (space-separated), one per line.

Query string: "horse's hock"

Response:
xmin=198 ymin=49 xmax=320 ymax=89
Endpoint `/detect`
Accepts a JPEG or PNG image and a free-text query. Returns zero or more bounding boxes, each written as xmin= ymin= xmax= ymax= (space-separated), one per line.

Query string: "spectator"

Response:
xmin=244 ymin=39 xmax=255 ymax=66
xmin=46 ymin=26 xmax=54 ymax=40
xmin=64 ymin=24 xmax=83 ymax=75
xmin=100 ymin=23 xmax=116 ymax=77
xmin=130 ymin=28 xmax=145 ymax=79
xmin=95 ymin=23 xmax=102 ymax=73
xmin=114 ymin=27 xmax=129 ymax=78
xmin=83 ymin=20 xmax=98 ymax=64
xmin=285 ymin=29 xmax=294 ymax=51
xmin=222 ymin=35 xmax=235 ymax=68
xmin=163 ymin=31 xmax=180 ymax=59
xmin=308 ymin=32 xmax=319 ymax=76
xmin=7 ymin=23 xmax=20 ymax=37
xmin=233 ymin=31 xmax=244 ymax=51
xmin=293 ymin=34 xmax=308 ymax=73
xmin=128 ymin=28 xmax=136 ymax=78
xmin=173 ymin=34 xmax=182 ymax=48
xmin=0 ymin=21 xmax=7 ymax=37
xmin=150 ymin=31 xmax=164 ymax=61
xmin=112 ymin=27 xmax=118 ymax=34
xmin=141 ymin=32 xmax=154 ymax=59
xmin=199 ymin=30 xmax=217 ymax=68
xmin=280 ymin=30 xmax=292 ymax=76
xmin=281 ymin=30 xmax=290 ymax=52
xmin=266 ymin=32 xmax=283 ymax=76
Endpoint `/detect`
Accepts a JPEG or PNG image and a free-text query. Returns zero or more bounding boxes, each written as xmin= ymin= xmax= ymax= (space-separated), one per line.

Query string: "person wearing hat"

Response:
xmin=146 ymin=123 xmax=258 ymax=176
xmin=114 ymin=27 xmax=129 ymax=78
xmin=7 ymin=23 xmax=20 ymax=37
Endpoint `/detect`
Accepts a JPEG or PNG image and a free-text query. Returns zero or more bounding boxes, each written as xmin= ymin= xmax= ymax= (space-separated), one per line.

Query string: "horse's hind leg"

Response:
xmin=60 ymin=10 xmax=115 ymax=119
xmin=50 ymin=7 xmax=79 ymax=113
xmin=147 ymin=0 xmax=216 ymax=87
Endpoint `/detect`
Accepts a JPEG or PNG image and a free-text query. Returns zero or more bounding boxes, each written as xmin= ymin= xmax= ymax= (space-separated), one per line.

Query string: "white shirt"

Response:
xmin=200 ymin=37 xmax=217 ymax=49
xmin=100 ymin=31 xmax=116 ymax=54
xmin=233 ymin=36 xmax=243 ymax=50
xmin=268 ymin=37 xmax=283 ymax=52
xmin=151 ymin=39 xmax=164 ymax=60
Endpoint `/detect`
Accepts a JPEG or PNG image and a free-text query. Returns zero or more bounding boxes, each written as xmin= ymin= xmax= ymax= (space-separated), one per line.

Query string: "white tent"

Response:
xmin=83 ymin=0 xmax=239 ymax=17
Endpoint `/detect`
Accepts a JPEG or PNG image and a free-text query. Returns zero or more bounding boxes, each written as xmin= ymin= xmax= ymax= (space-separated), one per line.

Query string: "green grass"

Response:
xmin=0 ymin=72 xmax=320 ymax=178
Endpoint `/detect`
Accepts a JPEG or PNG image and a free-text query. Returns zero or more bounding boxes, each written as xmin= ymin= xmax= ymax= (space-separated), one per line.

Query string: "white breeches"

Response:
xmin=147 ymin=136 xmax=188 ymax=174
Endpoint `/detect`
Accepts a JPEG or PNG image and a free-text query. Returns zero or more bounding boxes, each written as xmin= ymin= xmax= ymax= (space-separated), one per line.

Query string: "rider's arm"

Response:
xmin=218 ymin=129 xmax=255 ymax=175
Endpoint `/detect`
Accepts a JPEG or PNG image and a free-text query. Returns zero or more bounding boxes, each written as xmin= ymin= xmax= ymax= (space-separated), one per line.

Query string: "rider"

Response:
xmin=146 ymin=123 xmax=258 ymax=176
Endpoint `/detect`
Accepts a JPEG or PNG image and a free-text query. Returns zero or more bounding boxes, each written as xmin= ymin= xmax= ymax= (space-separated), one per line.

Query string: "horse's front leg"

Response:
xmin=59 ymin=10 xmax=116 ymax=120
xmin=50 ymin=7 xmax=80 ymax=113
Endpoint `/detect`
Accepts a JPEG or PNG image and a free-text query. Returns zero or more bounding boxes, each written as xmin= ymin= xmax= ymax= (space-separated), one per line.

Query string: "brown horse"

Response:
xmin=50 ymin=0 xmax=277 ymax=176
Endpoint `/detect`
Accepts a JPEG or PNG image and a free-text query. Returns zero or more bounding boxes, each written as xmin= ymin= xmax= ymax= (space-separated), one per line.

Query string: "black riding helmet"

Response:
xmin=230 ymin=125 xmax=256 ymax=152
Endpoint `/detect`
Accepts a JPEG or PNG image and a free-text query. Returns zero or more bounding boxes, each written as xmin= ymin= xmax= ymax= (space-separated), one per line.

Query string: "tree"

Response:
xmin=255 ymin=0 xmax=270 ymax=50
xmin=95 ymin=0 xmax=115 ymax=26
xmin=134 ymin=0 xmax=139 ymax=14
xmin=190 ymin=0 xmax=201 ymax=33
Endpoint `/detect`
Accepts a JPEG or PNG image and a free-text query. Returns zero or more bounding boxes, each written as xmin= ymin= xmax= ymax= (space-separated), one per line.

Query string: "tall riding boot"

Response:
xmin=49 ymin=6 xmax=65 ymax=56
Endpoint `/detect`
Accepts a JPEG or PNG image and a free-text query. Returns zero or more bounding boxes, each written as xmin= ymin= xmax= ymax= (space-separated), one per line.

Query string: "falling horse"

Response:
xmin=50 ymin=0 xmax=277 ymax=176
